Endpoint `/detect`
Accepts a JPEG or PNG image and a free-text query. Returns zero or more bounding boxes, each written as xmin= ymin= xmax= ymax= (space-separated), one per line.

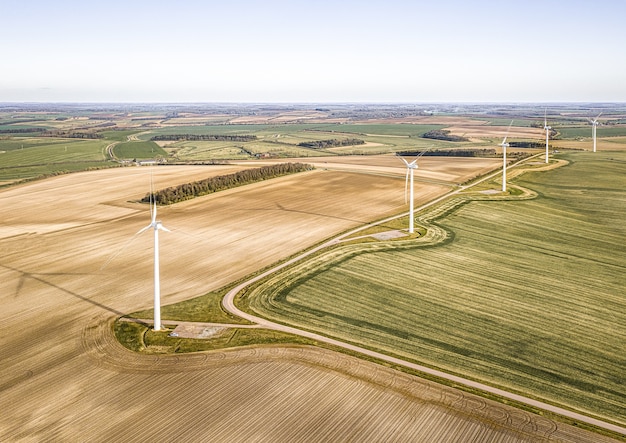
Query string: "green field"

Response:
xmin=113 ymin=141 xmax=166 ymax=159
xmin=0 ymin=138 xmax=114 ymax=183
xmin=245 ymin=150 xmax=626 ymax=424
xmin=556 ymin=125 xmax=626 ymax=139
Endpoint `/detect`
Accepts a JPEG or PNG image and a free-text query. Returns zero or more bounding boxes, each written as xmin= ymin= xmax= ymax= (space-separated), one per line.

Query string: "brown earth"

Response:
xmin=0 ymin=157 xmax=619 ymax=441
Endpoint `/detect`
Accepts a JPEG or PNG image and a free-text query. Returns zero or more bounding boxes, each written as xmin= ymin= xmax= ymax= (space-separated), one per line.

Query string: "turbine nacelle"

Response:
xmin=400 ymin=157 xmax=418 ymax=169
xmin=590 ymin=112 xmax=602 ymax=126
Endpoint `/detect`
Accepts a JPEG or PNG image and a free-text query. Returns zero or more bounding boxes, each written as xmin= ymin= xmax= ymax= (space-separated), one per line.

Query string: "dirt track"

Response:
xmin=0 ymin=158 xmax=620 ymax=441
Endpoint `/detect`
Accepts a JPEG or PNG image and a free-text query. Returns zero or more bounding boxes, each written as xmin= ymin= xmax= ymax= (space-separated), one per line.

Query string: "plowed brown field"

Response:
xmin=0 ymin=157 xmax=617 ymax=441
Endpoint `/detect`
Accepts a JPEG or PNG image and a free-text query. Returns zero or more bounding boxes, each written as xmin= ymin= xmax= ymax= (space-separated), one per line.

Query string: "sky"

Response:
xmin=2 ymin=0 xmax=626 ymax=103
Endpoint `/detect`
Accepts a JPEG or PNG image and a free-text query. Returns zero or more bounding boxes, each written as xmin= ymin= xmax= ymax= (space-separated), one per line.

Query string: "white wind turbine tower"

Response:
xmin=499 ymin=120 xmax=513 ymax=192
xmin=137 ymin=176 xmax=170 ymax=331
xmin=591 ymin=112 xmax=602 ymax=152
xmin=398 ymin=150 xmax=428 ymax=234
xmin=543 ymin=109 xmax=551 ymax=164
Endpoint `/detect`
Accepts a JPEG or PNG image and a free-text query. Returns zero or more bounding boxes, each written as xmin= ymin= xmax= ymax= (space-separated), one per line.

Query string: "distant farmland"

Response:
xmin=246 ymin=151 xmax=626 ymax=425
xmin=0 ymin=138 xmax=113 ymax=184
xmin=556 ymin=125 xmax=626 ymax=139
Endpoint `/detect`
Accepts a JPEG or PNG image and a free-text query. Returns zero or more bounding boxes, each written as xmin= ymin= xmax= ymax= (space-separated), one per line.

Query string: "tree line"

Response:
xmin=397 ymin=149 xmax=496 ymax=157
xmin=297 ymin=138 xmax=365 ymax=149
xmin=0 ymin=127 xmax=46 ymax=134
xmin=421 ymin=129 xmax=468 ymax=142
xmin=151 ymin=134 xmax=257 ymax=142
xmin=142 ymin=162 xmax=314 ymax=205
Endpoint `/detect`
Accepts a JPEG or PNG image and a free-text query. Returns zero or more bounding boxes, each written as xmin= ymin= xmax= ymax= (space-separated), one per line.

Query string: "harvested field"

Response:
xmin=0 ymin=156 xmax=618 ymax=441
xmin=242 ymin=155 xmax=502 ymax=186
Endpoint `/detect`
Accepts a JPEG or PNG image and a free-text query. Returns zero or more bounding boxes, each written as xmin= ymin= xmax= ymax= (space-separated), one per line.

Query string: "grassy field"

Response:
xmin=556 ymin=125 xmax=626 ymax=139
xmin=245 ymin=150 xmax=626 ymax=425
xmin=113 ymin=140 xmax=166 ymax=159
xmin=0 ymin=138 xmax=114 ymax=183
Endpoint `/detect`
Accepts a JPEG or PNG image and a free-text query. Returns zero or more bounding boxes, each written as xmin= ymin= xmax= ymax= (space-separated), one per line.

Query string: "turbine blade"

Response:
xmin=398 ymin=156 xmax=409 ymax=166
xmin=100 ymin=227 xmax=148 ymax=270
xmin=415 ymin=146 xmax=432 ymax=159
xmin=150 ymin=169 xmax=157 ymax=224
xmin=159 ymin=225 xmax=171 ymax=233
xmin=544 ymin=108 xmax=547 ymax=127
xmin=137 ymin=224 xmax=152 ymax=235
xmin=502 ymin=120 xmax=514 ymax=144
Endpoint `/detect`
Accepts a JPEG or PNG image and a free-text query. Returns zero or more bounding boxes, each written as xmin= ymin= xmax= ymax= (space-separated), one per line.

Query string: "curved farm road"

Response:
xmin=222 ymin=155 xmax=626 ymax=437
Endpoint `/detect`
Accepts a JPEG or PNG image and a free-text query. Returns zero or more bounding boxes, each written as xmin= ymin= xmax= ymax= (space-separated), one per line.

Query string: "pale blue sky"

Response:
xmin=2 ymin=0 xmax=625 ymax=102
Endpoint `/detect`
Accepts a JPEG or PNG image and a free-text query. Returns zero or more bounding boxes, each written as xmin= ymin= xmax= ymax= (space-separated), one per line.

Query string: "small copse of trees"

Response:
xmin=421 ymin=129 xmax=468 ymax=142
xmin=297 ymin=138 xmax=365 ymax=149
xmin=142 ymin=162 xmax=314 ymax=205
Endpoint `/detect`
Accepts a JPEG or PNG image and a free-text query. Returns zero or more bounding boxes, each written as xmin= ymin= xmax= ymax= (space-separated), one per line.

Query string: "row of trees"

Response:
xmin=397 ymin=149 xmax=497 ymax=157
xmin=297 ymin=138 xmax=365 ymax=149
xmin=508 ymin=141 xmax=545 ymax=148
xmin=151 ymin=134 xmax=257 ymax=142
xmin=41 ymin=130 xmax=103 ymax=139
xmin=0 ymin=127 xmax=45 ymax=134
xmin=142 ymin=162 xmax=314 ymax=205
xmin=421 ymin=130 xmax=468 ymax=142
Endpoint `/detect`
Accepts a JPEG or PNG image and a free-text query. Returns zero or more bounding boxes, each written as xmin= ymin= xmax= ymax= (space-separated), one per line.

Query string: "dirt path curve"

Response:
xmin=221 ymin=154 xmax=626 ymax=436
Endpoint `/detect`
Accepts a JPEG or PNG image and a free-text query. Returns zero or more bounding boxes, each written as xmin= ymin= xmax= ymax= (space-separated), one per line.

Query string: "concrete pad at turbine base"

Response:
xmin=371 ymin=230 xmax=409 ymax=241
xmin=169 ymin=324 xmax=228 ymax=339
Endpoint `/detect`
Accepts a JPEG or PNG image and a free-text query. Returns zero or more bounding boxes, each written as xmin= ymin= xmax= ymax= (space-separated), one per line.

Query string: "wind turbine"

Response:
xmin=591 ymin=112 xmax=602 ymax=152
xmin=499 ymin=120 xmax=513 ymax=192
xmin=543 ymin=109 xmax=551 ymax=163
xmin=136 ymin=175 xmax=170 ymax=331
xmin=397 ymin=149 xmax=429 ymax=234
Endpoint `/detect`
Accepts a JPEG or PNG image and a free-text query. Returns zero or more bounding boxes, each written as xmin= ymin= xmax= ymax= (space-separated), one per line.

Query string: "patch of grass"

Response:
xmin=131 ymin=290 xmax=252 ymax=324
xmin=342 ymin=216 xmax=426 ymax=240
xmin=113 ymin=141 xmax=166 ymax=159
xmin=114 ymin=317 xmax=319 ymax=354
xmin=113 ymin=320 xmax=147 ymax=352
xmin=99 ymin=129 xmax=145 ymax=142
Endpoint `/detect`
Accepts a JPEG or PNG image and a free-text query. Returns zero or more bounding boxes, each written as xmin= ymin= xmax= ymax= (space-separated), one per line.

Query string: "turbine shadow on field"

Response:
xmin=238 ymin=202 xmax=371 ymax=225
xmin=1 ymin=264 xmax=125 ymax=317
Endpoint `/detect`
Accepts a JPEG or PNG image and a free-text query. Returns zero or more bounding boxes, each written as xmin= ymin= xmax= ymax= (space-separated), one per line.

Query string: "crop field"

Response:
xmin=245 ymin=150 xmax=626 ymax=428
xmin=3 ymin=155 xmax=614 ymax=441
xmin=0 ymin=138 xmax=113 ymax=184
xmin=113 ymin=140 xmax=166 ymax=159
xmin=555 ymin=125 xmax=626 ymax=139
